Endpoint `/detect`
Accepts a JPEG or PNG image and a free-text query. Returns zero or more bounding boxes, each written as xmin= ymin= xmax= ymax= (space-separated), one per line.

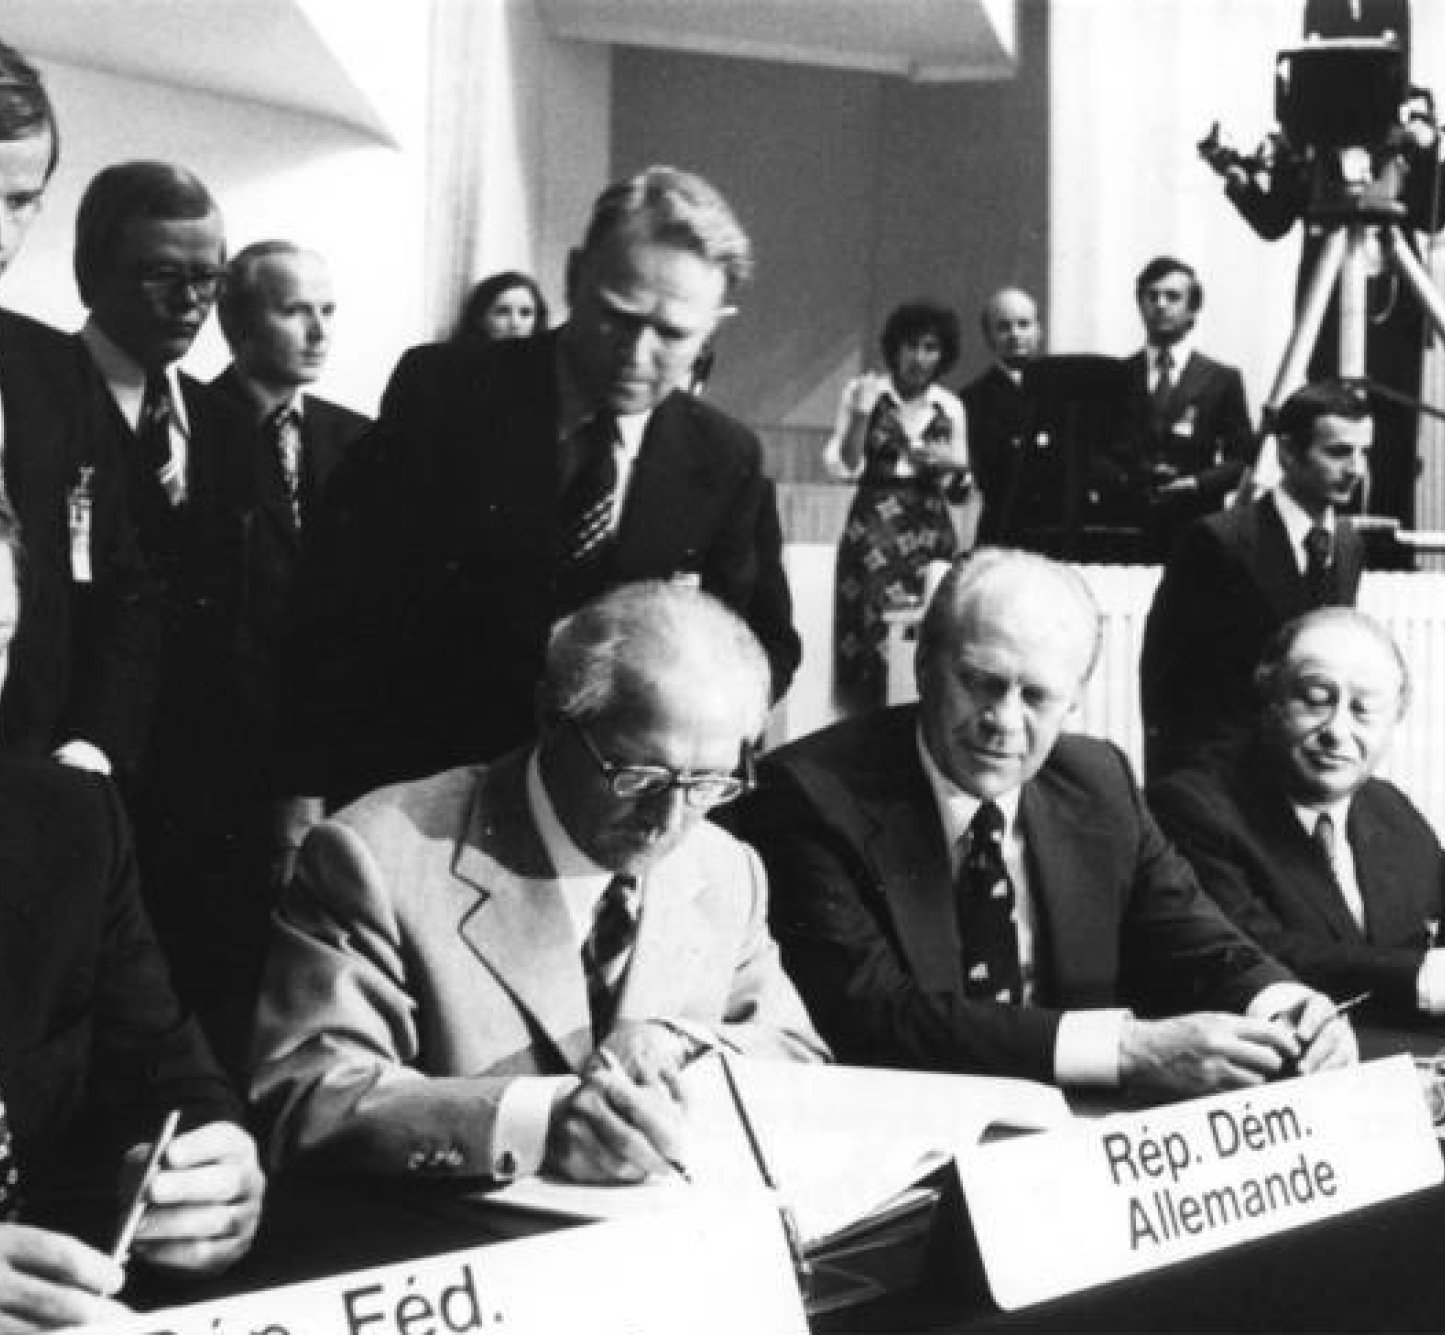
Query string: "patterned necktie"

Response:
xmin=1304 ymin=525 xmax=1333 ymax=602
xmin=956 ymin=801 xmax=1022 ymax=1004
xmin=0 ymin=1082 xmax=20 ymax=1221
xmin=560 ymin=414 xmax=619 ymax=566
xmin=582 ymin=874 xmax=640 ymax=1040
xmin=267 ymin=404 xmax=303 ymax=527
xmin=138 ymin=372 xmax=185 ymax=506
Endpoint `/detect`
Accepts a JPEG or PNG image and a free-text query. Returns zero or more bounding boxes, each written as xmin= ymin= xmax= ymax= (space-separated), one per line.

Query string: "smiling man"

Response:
xmin=1141 ymin=378 xmax=1371 ymax=778
xmin=286 ymin=166 xmax=800 ymax=810
xmin=728 ymin=547 xmax=1355 ymax=1097
xmin=253 ymin=581 xmax=825 ymax=1184
xmin=1151 ymin=608 xmax=1445 ymax=1020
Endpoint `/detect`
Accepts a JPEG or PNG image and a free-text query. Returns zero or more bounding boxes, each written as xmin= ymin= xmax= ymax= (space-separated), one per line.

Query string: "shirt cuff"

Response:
xmin=490 ymin=1075 xmax=578 ymax=1181
xmin=1054 ymin=1009 xmax=1131 ymax=1086
xmin=53 ymin=740 xmax=112 ymax=775
xmin=1418 ymin=950 xmax=1445 ymax=1015
xmin=1246 ymin=982 xmax=1314 ymax=1022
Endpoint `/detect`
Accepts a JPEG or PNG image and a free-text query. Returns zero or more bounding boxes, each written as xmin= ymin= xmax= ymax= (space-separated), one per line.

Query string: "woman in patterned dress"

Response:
xmin=827 ymin=302 xmax=970 ymax=711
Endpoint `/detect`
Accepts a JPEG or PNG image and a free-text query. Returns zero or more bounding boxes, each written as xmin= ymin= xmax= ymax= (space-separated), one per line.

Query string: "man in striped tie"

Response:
xmin=253 ymin=581 xmax=826 ymax=1186
xmin=1152 ymin=607 xmax=1445 ymax=1022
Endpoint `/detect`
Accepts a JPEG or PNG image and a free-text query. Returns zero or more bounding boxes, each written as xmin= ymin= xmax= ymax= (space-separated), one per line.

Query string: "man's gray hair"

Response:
xmin=917 ymin=547 xmax=1103 ymax=681
xmin=579 ymin=165 xmax=753 ymax=298
xmin=543 ymin=580 xmax=770 ymax=736
xmin=1255 ymin=606 xmax=1411 ymax=713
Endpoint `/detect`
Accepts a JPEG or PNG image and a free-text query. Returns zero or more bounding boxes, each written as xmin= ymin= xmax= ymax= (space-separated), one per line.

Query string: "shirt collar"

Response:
xmin=1146 ymin=335 xmax=1193 ymax=373
xmin=525 ymin=747 xmax=611 ymax=883
xmin=1272 ymin=484 xmax=1335 ymax=557
xmin=233 ymin=368 xmax=304 ymax=423
xmin=994 ymin=360 xmax=1025 ymax=385
xmin=80 ymin=318 xmax=190 ymax=435
xmin=915 ymin=726 xmax=1023 ymax=851
xmin=1291 ymin=795 xmax=1352 ymax=841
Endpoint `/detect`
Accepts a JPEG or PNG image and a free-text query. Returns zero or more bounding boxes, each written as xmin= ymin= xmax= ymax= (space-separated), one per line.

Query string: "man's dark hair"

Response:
xmin=217 ymin=238 xmax=306 ymax=339
xmin=73 ymin=161 xmax=221 ymax=306
xmin=1275 ymin=377 xmax=1371 ymax=455
xmin=0 ymin=39 xmax=57 ymax=180
xmin=880 ymin=301 xmax=961 ymax=379
xmin=1135 ymin=255 xmax=1203 ymax=313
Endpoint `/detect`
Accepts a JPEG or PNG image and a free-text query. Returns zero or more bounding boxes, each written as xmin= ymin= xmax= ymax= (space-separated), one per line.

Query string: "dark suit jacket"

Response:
xmin=0 ymin=310 xmax=162 ymax=775
xmin=726 ymin=707 xmax=1288 ymax=1082
xmin=1140 ymin=493 xmax=1363 ymax=778
xmin=1150 ymin=745 xmax=1445 ymax=1018
xmin=290 ymin=332 xmax=800 ymax=802
xmin=959 ymin=364 xmax=1038 ymax=545
xmin=0 ymin=756 xmax=237 ymax=1228
xmin=1117 ymin=349 xmax=1252 ymax=555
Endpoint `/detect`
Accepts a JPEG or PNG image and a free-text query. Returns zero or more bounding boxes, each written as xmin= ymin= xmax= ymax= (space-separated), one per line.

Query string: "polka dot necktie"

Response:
xmin=0 ymin=1084 xmax=21 ymax=1221
xmin=956 ymin=801 xmax=1022 ymax=1004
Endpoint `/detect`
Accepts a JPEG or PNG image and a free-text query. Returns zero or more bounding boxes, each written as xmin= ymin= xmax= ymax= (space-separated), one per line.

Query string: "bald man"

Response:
xmin=729 ymin=548 xmax=1355 ymax=1098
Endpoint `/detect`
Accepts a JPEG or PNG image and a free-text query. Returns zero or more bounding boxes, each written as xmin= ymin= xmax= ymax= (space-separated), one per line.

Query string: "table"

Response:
xmin=129 ymin=1021 xmax=1445 ymax=1333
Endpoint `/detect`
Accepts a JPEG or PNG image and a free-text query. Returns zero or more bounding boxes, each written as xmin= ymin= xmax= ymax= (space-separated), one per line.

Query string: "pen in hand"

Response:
xmin=594 ymin=1048 xmax=693 ymax=1183
xmin=111 ymin=1109 xmax=181 ymax=1266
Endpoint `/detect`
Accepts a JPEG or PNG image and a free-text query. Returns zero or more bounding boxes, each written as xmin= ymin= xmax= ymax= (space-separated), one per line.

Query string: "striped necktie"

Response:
xmin=560 ymin=414 xmax=619 ymax=566
xmin=582 ymin=874 xmax=639 ymax=1040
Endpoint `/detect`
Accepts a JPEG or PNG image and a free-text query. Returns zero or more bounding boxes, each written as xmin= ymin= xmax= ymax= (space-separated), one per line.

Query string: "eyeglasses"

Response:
xmin=132 ymin=263 xmax=224 ymax=301
xmin=572 ymin=720 xmax=754 ymax=809
xmin=1280 ymin=675 xmax=1397 ymax=727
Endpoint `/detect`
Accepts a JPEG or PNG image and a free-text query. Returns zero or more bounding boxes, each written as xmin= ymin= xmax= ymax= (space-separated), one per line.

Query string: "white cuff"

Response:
xmin=53 ymin=740 xmax=112 ymax=776
xmin=490 ymin=1075 xmax=578 ymax=1180
xmin=1418 ymin=950 xmax=1445 ymax=1015
xmin=1054 ymin=1009 xmax=1131 ymax=1087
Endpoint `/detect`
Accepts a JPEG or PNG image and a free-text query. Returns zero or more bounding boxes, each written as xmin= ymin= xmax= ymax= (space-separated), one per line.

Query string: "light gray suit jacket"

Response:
xmin=251 ymin=752 xmax=826 ymax=1176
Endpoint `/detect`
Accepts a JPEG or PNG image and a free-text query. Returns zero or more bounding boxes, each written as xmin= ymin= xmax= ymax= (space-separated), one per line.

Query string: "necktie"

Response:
xmin=138 ymin=372 xmax=184 ymax=506
xmin=267 ymin=404 xmax=303 ymax=527
xmin=956 ymin=802 xmax=1022 ymax=1004
xmin=1150 ymin=347 xmax=1175 ymax=429
xmin=1313 ymin=811 xmax=1365 ymax=931
xmin=1304 ymin=525 xmax=1333 ymax=602
xmin=560 ymin=414 xmax=619 ymax=566
xmin=582 ymin=874 xmax=640 ymax=1040
xmin=0 ymin=1083 xmax=20 ymax=1222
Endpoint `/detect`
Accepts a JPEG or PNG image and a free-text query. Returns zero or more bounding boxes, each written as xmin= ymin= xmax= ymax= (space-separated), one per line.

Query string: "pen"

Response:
xmin=716 ymin=1049 xmax=814 ymax=1291
xmin=111 ymin=1109 xmax=181 ymax=1266
xmin=594 ymin=1048 xmax=693 ymax=1183
xmin=1323 ymin=991 xmax=1372 ymax=1022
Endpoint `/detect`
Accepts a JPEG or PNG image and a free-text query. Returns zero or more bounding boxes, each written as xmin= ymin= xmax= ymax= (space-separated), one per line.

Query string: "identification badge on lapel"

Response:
xmin=1171 ymin=405 xmax=1197 ymax=438
xmin=68 ymin=466 xmax=94 ymax=584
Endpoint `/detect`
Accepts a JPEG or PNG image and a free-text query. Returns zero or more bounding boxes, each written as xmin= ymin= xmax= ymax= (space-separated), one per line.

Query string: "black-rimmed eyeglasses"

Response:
xmin=132 ymin=263 xmax=224 ymax=301
xmin=572 ymin=720 xmax=755 ymax=809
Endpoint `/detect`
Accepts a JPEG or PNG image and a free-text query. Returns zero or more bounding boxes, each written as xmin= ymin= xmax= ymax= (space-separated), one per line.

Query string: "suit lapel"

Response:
xmin=1350 ymin=789 xmax=1427 ymax=944
xmin=1253 ymin=494 xmax=1308 ymax=618
xmin=614 ymin=841 xmax=709 ymax=1022
xmin=452 ymin=760 xmax=594 ymax=1071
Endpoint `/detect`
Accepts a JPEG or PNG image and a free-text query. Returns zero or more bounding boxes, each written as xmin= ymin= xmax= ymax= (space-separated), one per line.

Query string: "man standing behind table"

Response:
xmin=1151 ymin=608 xmax=1445 ymax=1022
xmin=0 ymin=501 xmax=263 ymax=1331
xmin=727 ymin=549 xmax=1354 ymax=1097
xmin=287 ymin=165 xmax=801 ymax=809
xmin=1141 ymin=378 xmax=1369 ymax=779
xmin=211 ymin=240 xmax=370 ymax=874
xmin=253 ymin=581 xmax=826 ymax=1185
xmin=1113 ymin=256 xmax=1252 ymax=559
xmin=0 ymin=39 xmax=162 ymax=781
xmin=958 ymin=286 xmax=1044 ymax=547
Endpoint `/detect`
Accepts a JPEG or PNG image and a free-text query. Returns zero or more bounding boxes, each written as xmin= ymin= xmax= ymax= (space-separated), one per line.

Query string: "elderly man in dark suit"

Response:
xmin=1116 ymin=256 xmax=1253 ymax=558
xmin=0 ymin=501 xmax=263 ymax=1330
xmin=287 ymin=165 xmax=800 ymax=810
xmin=0 ymin=40 xmax=162 ymax=781
xmin=1141 ymin=378 xmax=1370 ymax=779
xmin=254 ymin=581 xmax=824 ymax=1185
xmin=1151 ymin=608 xmax=1445 ymax=1021
xmin=728 ymin=548 xmax=1354 ymax=1096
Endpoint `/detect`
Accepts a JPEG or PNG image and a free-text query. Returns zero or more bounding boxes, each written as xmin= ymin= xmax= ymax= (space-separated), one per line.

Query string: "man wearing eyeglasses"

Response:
xmin=1151 ymin=608 xmax=1445 ymax=1022
xmin=728 ymin=548 xmax=1354 ymax=1097
xmin=252 ymin=580 xmax=826 ymax=1184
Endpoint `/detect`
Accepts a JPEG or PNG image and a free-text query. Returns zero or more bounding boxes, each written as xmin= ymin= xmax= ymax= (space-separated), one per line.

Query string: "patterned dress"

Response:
xmin=834 ymin=390 xmax=961 ymax=708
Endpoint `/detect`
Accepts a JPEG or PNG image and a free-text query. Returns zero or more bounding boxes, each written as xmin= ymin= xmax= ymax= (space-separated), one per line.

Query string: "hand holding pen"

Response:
xmin=1279 ymin=990 xmax=1365 ymax=1078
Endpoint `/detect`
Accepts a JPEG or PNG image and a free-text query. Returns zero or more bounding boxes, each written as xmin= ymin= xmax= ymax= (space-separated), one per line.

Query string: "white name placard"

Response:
xmin=960 ymin=1056 xmax=1443 ymax=1310
xmin=82 ymin=1198 xmax=806 ymax=1335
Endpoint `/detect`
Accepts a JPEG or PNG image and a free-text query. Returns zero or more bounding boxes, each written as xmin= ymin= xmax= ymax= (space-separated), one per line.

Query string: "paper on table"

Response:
xmin=484 ymin=1056 xmax=1071 ymax=1246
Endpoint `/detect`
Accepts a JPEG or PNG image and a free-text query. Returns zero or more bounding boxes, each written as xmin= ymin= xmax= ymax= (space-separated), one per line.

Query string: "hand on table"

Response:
xmin=0 ymin=1224 xmax=129 ymax=1333
xmin=1120 ymin=1012 xmax=1302 ymax=1098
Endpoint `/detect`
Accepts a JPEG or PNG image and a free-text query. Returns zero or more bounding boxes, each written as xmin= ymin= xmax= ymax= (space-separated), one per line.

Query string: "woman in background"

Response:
xmin=456 ymin=270 xmax=549 ymax=344
xmin=828 ymin=301 xmax=969 ymax=711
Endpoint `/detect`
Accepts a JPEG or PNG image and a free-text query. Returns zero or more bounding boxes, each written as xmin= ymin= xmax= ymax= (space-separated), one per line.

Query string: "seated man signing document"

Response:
xmin=252 ymin=582 xmax=826 ymax=1184
xmin=728 ymin=549 xmax=1355 ymax=1098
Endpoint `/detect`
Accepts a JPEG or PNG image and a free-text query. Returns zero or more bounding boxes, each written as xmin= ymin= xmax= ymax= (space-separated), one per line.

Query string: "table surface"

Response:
xmin=128 ymin=1020 xmax=1445 ymax=1333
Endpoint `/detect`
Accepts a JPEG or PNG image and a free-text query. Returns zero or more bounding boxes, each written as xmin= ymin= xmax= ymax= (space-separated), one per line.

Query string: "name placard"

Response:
xmin=83 ymin=1198 xmax=807 ymax=1335
xmin=960 ymin=1056 xmax=1443 ymax=1310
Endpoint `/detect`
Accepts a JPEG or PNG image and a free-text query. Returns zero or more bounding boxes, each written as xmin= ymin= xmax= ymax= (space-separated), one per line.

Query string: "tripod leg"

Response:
xmin=1338 ymin=227 xmax=1371 ymax=376
xmin=1264 ymin=227 xmax=1348 ymax=408
xmin=1385 ymin=226 xmax=1445 ymax=344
